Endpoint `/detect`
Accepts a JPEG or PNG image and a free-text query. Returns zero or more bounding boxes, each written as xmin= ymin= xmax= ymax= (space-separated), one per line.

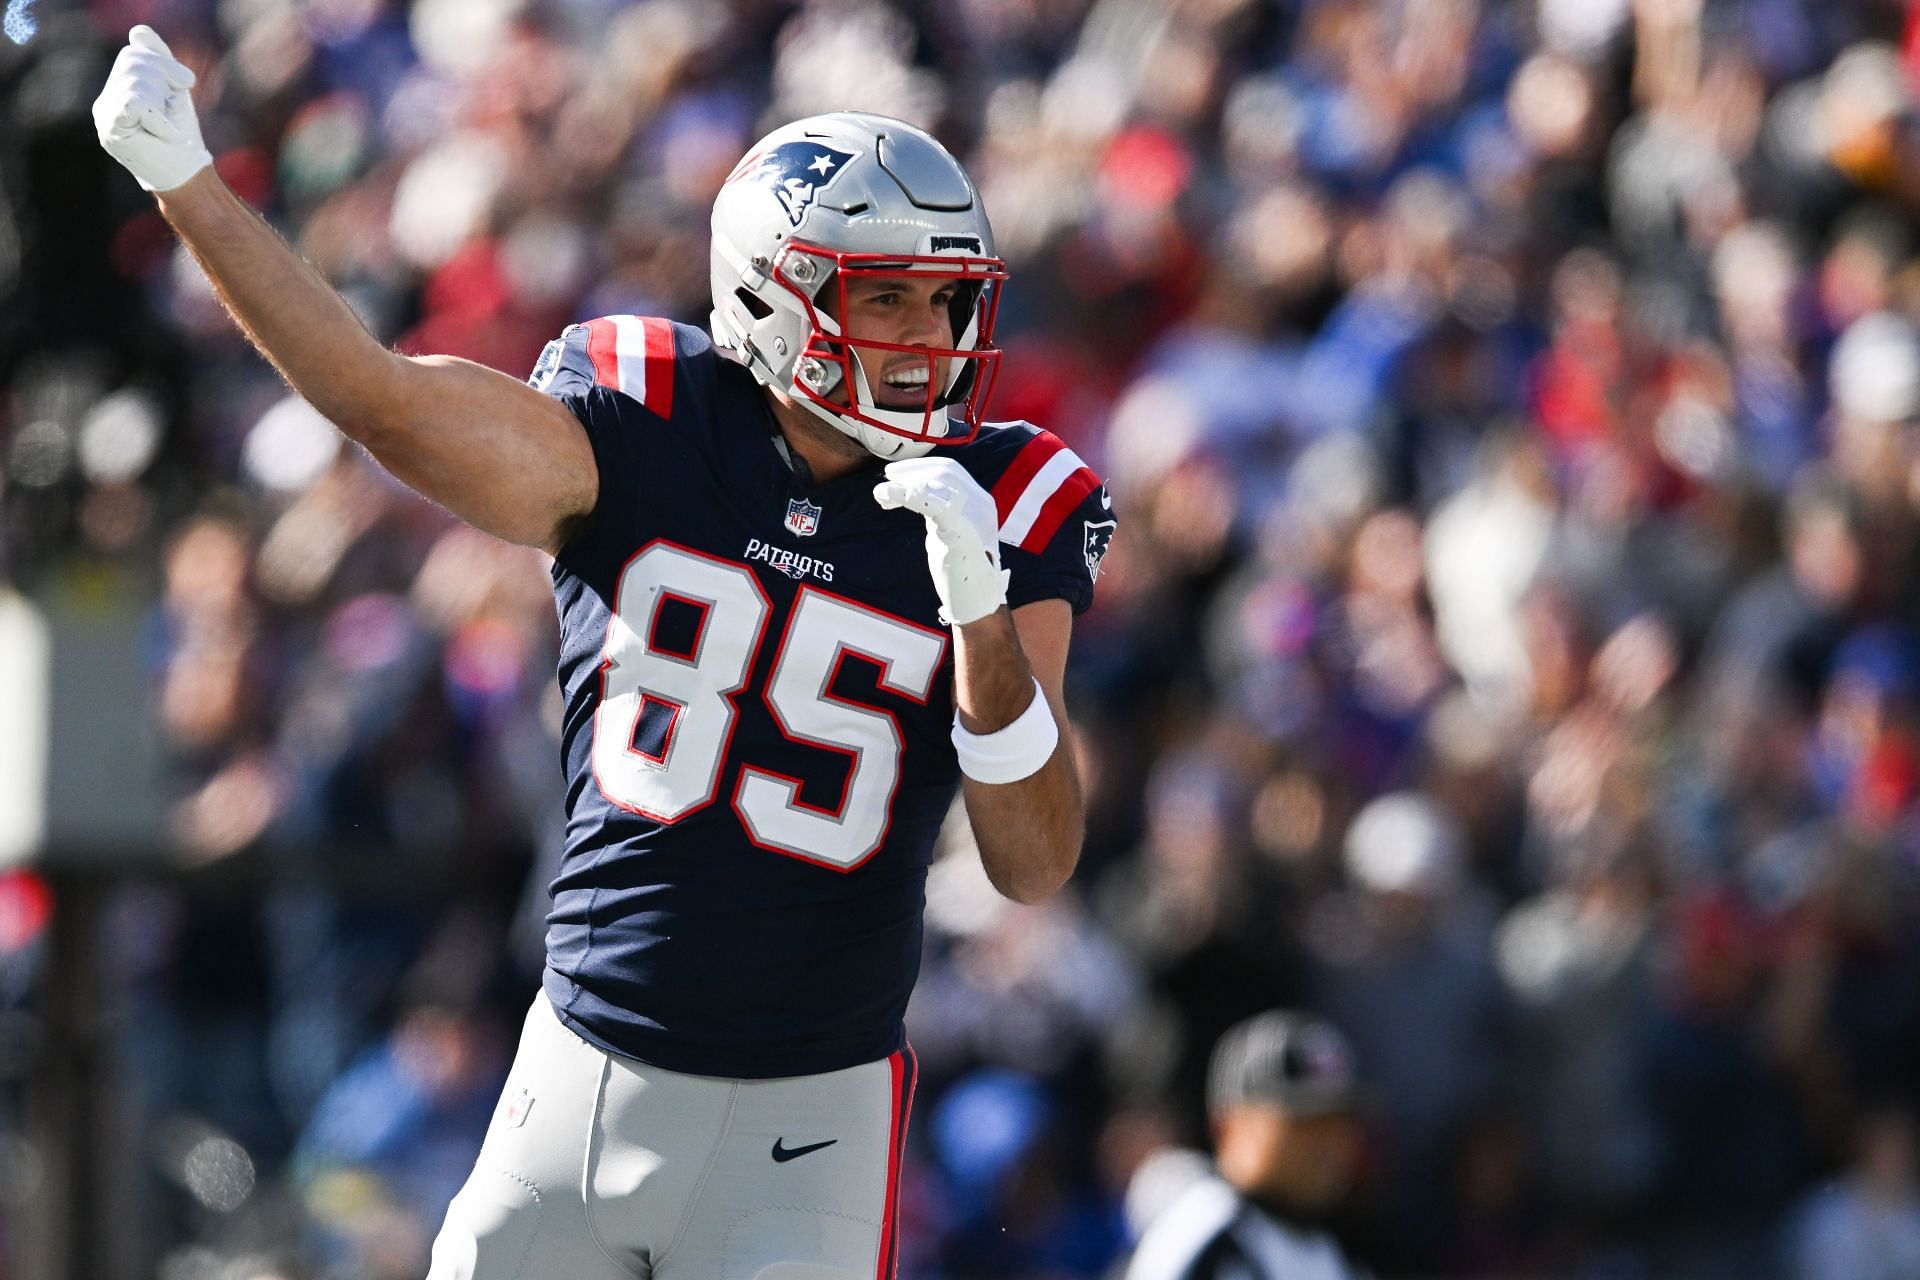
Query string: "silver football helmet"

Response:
xmin=709 ymin=112 xmax=1006 ymax=459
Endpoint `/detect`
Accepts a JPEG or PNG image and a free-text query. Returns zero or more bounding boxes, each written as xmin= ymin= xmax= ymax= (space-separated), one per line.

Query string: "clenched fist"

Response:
xmin=92 ymin=25 xmax=212 ymax=193
xmin=873 ymin=457 xmax=1009 ymax=627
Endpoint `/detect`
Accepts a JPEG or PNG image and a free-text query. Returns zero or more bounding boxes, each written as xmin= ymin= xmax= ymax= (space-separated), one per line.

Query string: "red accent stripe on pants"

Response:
xmin=875 ymin=1044 xmax=918 ymax=1279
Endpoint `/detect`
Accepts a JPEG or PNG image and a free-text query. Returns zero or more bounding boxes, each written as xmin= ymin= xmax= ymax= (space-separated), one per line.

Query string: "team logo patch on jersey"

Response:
xmin=744 ymin=141 xmax=859 ymax=227
xmin=1084 ymin=518 xmax=1116 ymax=581
xmin=785 ymin=497 xmax=822 ymax=537
xmin=528 ymin=337 xmax=565 ymax=391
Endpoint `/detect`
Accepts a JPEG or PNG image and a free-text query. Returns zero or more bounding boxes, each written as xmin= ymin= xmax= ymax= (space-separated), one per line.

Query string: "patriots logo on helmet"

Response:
xmin=738 ymin=141 xmax=859 ymax=228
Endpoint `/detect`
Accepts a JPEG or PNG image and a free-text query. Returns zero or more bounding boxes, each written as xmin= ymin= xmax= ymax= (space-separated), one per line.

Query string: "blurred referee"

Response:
xmin=1125 ymin=1011 xmax=1372 ymax=1280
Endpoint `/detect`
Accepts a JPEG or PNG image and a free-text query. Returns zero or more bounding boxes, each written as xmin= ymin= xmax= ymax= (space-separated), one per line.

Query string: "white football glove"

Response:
xmin=873 ymin=458 xmax=1009 ymax=627
xmin=93 ymin=26 xmax=212 ymax=193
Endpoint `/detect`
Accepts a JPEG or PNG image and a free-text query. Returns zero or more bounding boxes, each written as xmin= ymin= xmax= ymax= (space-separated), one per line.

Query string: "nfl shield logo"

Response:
xmin=785 ymin=497 xmax=822 ymax=538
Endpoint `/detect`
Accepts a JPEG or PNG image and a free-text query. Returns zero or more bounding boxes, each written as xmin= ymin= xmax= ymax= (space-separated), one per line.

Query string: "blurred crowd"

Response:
xmin=6 ymin=0 xmax=1920 ymax=1276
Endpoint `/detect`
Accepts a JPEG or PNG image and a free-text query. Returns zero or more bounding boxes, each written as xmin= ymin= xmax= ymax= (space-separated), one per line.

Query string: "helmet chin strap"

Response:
xmin=845 ymin=348 xmax=959 ymax=437
xmin=790 ymin=374 xmax=943 ymax=460
xmin=785 ymin=329 xmax=953 ymax=459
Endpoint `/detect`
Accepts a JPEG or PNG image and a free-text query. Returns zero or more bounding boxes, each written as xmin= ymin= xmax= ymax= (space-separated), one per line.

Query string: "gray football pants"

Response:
xmin=427 ymin=996 xmax=916 ymax=1280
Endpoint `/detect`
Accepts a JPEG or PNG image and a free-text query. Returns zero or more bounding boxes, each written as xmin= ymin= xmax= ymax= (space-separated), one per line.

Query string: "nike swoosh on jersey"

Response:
xmin=771 ymin=1137 xmax=839 ymax=1162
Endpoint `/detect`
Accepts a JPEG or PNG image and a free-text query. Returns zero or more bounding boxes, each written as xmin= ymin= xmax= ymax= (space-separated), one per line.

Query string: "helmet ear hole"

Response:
xmin=735 ymin=287 xmax=774 ymax=321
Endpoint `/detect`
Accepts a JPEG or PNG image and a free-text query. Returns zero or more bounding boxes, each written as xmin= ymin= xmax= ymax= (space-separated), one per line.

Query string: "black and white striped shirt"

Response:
xmin=1124 ymin=1175 xmax=1368 ymax=1280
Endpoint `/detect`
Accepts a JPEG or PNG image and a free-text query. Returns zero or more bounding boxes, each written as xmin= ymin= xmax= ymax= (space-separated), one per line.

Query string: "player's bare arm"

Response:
xmin=96 ymin=27 xmax=597 ymax=554
xmin=953 ymin=601 xmax=1083 ymax=903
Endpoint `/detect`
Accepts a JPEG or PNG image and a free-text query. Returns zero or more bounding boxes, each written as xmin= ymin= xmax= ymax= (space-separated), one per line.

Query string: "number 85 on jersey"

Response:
xmin=592 ymin=541 xmax=948 ymax=871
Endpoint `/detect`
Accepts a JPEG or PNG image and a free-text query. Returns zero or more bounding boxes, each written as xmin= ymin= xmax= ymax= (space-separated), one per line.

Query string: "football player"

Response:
xmin=95 ymin=25 xmax=1116 ymax=1280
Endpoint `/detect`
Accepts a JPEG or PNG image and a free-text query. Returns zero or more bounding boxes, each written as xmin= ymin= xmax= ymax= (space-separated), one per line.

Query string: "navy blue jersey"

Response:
xmin=532 ymin=315 xmax=1114 ymax=1078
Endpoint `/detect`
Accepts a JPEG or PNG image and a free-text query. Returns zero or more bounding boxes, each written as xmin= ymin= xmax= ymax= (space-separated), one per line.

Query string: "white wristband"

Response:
xmin=952 ymin=677 xmax=1059 ymax=784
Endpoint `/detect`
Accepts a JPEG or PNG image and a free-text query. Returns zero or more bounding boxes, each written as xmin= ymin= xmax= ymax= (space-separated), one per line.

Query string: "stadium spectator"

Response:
xmin=1790 ymin=1103 xmax=1920 ymax=1280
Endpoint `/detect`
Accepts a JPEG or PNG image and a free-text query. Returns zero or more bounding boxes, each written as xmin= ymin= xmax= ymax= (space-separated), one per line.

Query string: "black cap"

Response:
xmin=1207 ymin=1011 xmax=1364 ymax=1117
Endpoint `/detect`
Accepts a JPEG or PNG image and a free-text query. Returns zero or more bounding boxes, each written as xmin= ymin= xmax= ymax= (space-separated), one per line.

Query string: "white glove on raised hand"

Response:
xmin=92 ymin=26 xmax=212 ymax=193
xmin=873 ymin=458 xmax=1009 ymax=627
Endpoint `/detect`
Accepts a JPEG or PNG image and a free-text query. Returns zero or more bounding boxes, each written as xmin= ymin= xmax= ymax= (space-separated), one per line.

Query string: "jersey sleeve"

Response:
xmin=529 ymin=314 xmax=680 ymax=416
xmin=988 ymin=427 xmax=1116 ymax=615
xmin=528 ymin=315 xmax=686 ymax=566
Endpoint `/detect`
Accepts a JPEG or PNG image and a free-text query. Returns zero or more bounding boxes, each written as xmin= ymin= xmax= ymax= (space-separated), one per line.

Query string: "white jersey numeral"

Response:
xmin=590 ymin=546 xmax=949 ymax=868
xmin=594 ymin=543 xmax=769 ymax=821
xmin=736 ymin=589 xmax=946 ymax=868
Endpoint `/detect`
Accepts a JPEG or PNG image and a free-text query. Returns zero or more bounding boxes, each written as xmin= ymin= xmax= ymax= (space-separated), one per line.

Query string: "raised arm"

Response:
xmin=95 ymin=27 xmax=596 ymax=554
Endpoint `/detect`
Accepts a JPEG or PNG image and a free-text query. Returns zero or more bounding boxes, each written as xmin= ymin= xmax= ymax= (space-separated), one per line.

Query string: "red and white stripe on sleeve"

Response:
xmin=991 ymin=429 xmax=1102 ymax=553
xmin=583 ymin=315 xmax=676 ymax=419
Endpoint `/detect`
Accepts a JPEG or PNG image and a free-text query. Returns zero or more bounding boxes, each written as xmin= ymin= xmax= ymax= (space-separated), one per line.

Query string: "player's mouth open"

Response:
xmin=876 ymin=366 xmax=933 ymax=407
